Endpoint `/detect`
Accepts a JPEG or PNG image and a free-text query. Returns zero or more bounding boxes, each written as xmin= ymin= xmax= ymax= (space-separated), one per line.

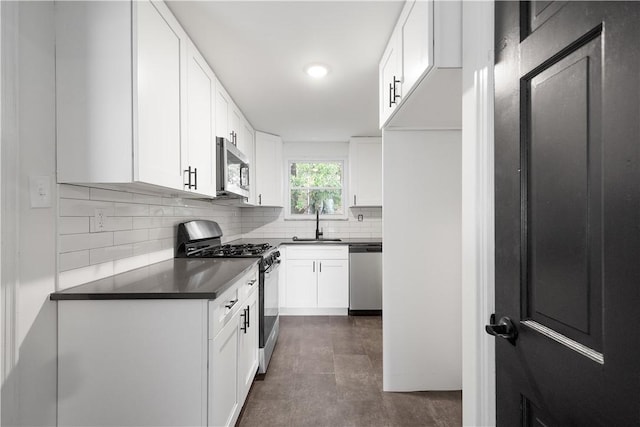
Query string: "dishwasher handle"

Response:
xmin=349 ymin=244 xmax=382 ymax=253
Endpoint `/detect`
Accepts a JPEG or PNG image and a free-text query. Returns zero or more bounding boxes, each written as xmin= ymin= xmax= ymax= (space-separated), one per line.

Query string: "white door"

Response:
xmin=286 ymin=260 xmax=317 ymax=307
xmin=186 ymin=43 xmax=215 ymax=196
xmin=317 ymin=259 xmax=349 ymax=308
xmin=238 ymin=290 xmax=259 ymax=401
xmin=254 ymin=131 xmax=283 ymax=207
xmin=230 ymin=108 xmax=242 ymax=148
xmin=136 ymin=0 xmax=184 ymax=190
xmin=209 ymin=316 xmax=238 ymax=427
xmin=243 ymin=124 xmax=256 ymax=205
xmin=380 ymin=31 xmax=401 ymax=126
xmin=401 ymin=0 xmax=432 ymax=92
xmin=350 ymin=138 xmax=382 ymax=206
xmin=215 ymin=83 xmax=229 ymax=139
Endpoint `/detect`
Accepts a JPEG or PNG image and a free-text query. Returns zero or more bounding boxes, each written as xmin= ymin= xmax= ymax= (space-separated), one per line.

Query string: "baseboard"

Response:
xmin=280 ymin=307 xmax=348 ymax=316
xmin=348 ymin=309 xmax=382 ymax=316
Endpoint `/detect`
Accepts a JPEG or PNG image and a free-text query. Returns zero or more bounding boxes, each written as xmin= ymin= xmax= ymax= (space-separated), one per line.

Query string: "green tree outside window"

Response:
xmin=289 ymin=162 xmax=344 ymax=216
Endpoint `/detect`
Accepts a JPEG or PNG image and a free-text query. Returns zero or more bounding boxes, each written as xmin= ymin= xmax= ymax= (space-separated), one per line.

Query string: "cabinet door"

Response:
xmin=136 ymin=0 xmax=185 ymax=191
xmin=230 ymin=108 xmax=243 ymax=148
xmin=401 ymin=0 xmax=433 ymax=94
xmin=317 ymin=259 xmax=349 ymax=308
xmin=379 ymin=30 xmax=401 ymax=127
xmin=186 ymin=42 xmax=216 ymax=196
xmin=285 ymin=260 xmax=317 ymax=308
xmin=215 ymin=82 xmax=230 ymax=140
xmin=209 ymin=314 xmax=239 ymax=427
xmin=238 ymin=289 xmax=259 ymax=402
xmin=254 ymin=131 xmax=283 ymax=207
xmin=350 ymin=137 xmax=382 ymax=206
xmin=243 ymin=123 xmax=257 ymax=205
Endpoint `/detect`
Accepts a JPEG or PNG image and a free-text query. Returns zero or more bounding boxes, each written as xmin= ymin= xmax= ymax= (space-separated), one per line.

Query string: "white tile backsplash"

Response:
xmin=58 ymin=184 xmax=243 ymax=282
xmin=59 ymin=217 xmax=90 ymax=234
xmin=113 ymin=229 xmax=149 ymax=245
xmin=57 ymin=184 xmax=381 ymax=288
xmin=59 ymin=250 xmax=90 ymax=272
xmin=240 ymin=206 xmax=382 ymax=239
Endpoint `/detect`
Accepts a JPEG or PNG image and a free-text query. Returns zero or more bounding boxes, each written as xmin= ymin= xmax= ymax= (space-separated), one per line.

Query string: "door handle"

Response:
xmin=485 ymin=315 xmax=518 ymax=344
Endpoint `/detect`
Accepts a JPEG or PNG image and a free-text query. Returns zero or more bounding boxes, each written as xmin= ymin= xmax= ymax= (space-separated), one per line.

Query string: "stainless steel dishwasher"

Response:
xmin=349 ymin=243 xmax=383 ymax=315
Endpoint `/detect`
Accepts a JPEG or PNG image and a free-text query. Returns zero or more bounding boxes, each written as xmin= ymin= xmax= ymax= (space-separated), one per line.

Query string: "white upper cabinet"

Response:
xmin=349 ymin=137 xmax=382 ymax=207
xmin=215 ymin=81 xmax=230 ymax=141
xmin=215 ymin=80 xmax=252 ymax=157
xmin=254 ymin=131 xmax=283 ymax=207
xmin=379 ymin=0 xmax=462 ymax=129
xmin=185 ymin=40 xmax=216 ymax=197
xmin=243 ymin=123 xmax=257 ymax=205
xmin=56 ymin=0 xmax=255 ymax=198
xmin=379 ymin=30 xmax=402 ymax=125
xmin=136 ymin=0 xmax=185 ymax=190
xmin=230 ymin=109 xmax=243 ymax=149
xmin=401 ymin=0 xmax=432 ymax=92
xmin=56 ymin=1 xmax=187 ymax=191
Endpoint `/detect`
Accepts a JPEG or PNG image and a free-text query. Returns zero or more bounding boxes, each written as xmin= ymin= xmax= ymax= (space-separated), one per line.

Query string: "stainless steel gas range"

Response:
xmin=176 ymin=220 xmax=280 ymax=375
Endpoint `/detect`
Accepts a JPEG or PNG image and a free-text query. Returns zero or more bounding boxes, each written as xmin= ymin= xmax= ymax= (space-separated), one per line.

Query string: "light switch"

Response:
xmin=29 ymin=175 xmax=52 ymax=208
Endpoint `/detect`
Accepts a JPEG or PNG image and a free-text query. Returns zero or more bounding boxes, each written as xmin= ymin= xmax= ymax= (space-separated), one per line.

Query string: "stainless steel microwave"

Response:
xmin=216 ymin=137 xmax=249 ymax=199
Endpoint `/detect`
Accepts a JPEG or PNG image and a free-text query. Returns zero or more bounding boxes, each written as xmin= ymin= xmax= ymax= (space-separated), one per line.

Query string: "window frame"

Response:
xmin=284 ymin=158 xmax=348 ymax=220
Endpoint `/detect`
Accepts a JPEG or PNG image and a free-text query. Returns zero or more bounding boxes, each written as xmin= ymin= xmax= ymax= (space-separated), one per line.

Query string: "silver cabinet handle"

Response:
xmin=319 ymin=261 xmax=322 ymax=273
xmin=354 ymin=195 xmax=356 ymax=206
xmin=313 ymin=261 xmax=315 ymax=272
xmin=259 ymin=194 xmax=262 ymax=205
xmin=248 ymin=279 xmax=256 ymax=286
xmin=225 ymin=299 xmax=238 ymax=310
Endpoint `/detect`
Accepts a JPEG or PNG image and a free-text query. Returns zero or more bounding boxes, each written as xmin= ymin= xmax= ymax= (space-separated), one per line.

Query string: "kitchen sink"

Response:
xmin=291 ymin=237 xmax=342 ymax=242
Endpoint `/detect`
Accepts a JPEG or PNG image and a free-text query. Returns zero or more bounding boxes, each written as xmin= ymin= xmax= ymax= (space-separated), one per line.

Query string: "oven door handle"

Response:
xmin=264 ymin=261 xmax=281 ymax=275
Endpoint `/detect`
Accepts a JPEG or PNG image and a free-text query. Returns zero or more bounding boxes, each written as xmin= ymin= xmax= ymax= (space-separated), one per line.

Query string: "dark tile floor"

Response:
xmin=238 ymin=316 xmax=461 ymax=427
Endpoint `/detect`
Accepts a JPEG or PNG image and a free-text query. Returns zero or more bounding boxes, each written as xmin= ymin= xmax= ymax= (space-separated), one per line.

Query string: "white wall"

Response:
xmin=461 ymin=1 xmax=496 ymax=425
xmin=242 ymin=141 xmax=383 ymax=239
xmin=382 ymin=129 xmax=462 ymax=391
xmin=2 ymin=2 xmax=58 ymax=425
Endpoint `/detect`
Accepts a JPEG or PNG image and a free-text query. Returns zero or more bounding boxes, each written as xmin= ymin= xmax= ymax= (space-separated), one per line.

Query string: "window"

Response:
xmin=286 ymin=160 xmax=346 ymax=219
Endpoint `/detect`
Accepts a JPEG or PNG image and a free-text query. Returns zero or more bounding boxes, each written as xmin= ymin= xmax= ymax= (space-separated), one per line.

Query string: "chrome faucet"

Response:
xmin=315 ymin=209 xmax=323 ymax=240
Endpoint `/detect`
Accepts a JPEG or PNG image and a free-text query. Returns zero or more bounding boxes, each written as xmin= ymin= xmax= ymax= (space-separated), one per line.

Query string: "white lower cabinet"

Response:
xmin=56 ymin=264 xmax=259 ymax=427
xmin=208 ymin=266 xmax=259 ymax=427
xmin=317 ymin=259 xmax=349 ymax=308
xmin=238 ymin=288 xmax=259 ymax=401
xmin=286 ymin=259 xmax=318 ymax=307
xmin=209 ymin=312 xmax=239 ymax=427
xmin=283 ymin=245 xmax=349 ymax=314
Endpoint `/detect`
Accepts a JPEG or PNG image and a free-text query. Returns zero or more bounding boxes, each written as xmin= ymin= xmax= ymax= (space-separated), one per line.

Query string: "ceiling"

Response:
xmin=166 ymin=1 xmax=404 ymax=143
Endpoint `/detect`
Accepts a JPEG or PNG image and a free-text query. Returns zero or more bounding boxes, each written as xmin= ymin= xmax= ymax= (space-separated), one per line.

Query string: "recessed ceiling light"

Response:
xmin=305 ymin=64 xmax=329 ymax=79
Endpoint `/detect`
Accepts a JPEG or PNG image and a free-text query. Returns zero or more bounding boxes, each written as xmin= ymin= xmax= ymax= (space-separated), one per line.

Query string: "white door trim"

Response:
xmin=461 ymin=1 xmax=496 ymax=426
xmin=1 ymin=1 xmax=20 ymax=423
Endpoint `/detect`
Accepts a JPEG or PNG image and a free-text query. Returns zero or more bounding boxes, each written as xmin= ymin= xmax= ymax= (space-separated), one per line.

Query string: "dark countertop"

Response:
xmin=228 ymin=237 xmax=382 ymax=247
xmin=50 ymin=258 xmax=259 ymax=301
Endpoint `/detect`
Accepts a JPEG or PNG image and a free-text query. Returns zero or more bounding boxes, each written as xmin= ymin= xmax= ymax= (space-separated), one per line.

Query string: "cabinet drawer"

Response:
xmin=209 ymin=285 xmax=240 ymax=340
xmin=238 ymin=267 xmax=259 ymax=302
xmin=286 ymin=245 xmax=348 ymax=260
